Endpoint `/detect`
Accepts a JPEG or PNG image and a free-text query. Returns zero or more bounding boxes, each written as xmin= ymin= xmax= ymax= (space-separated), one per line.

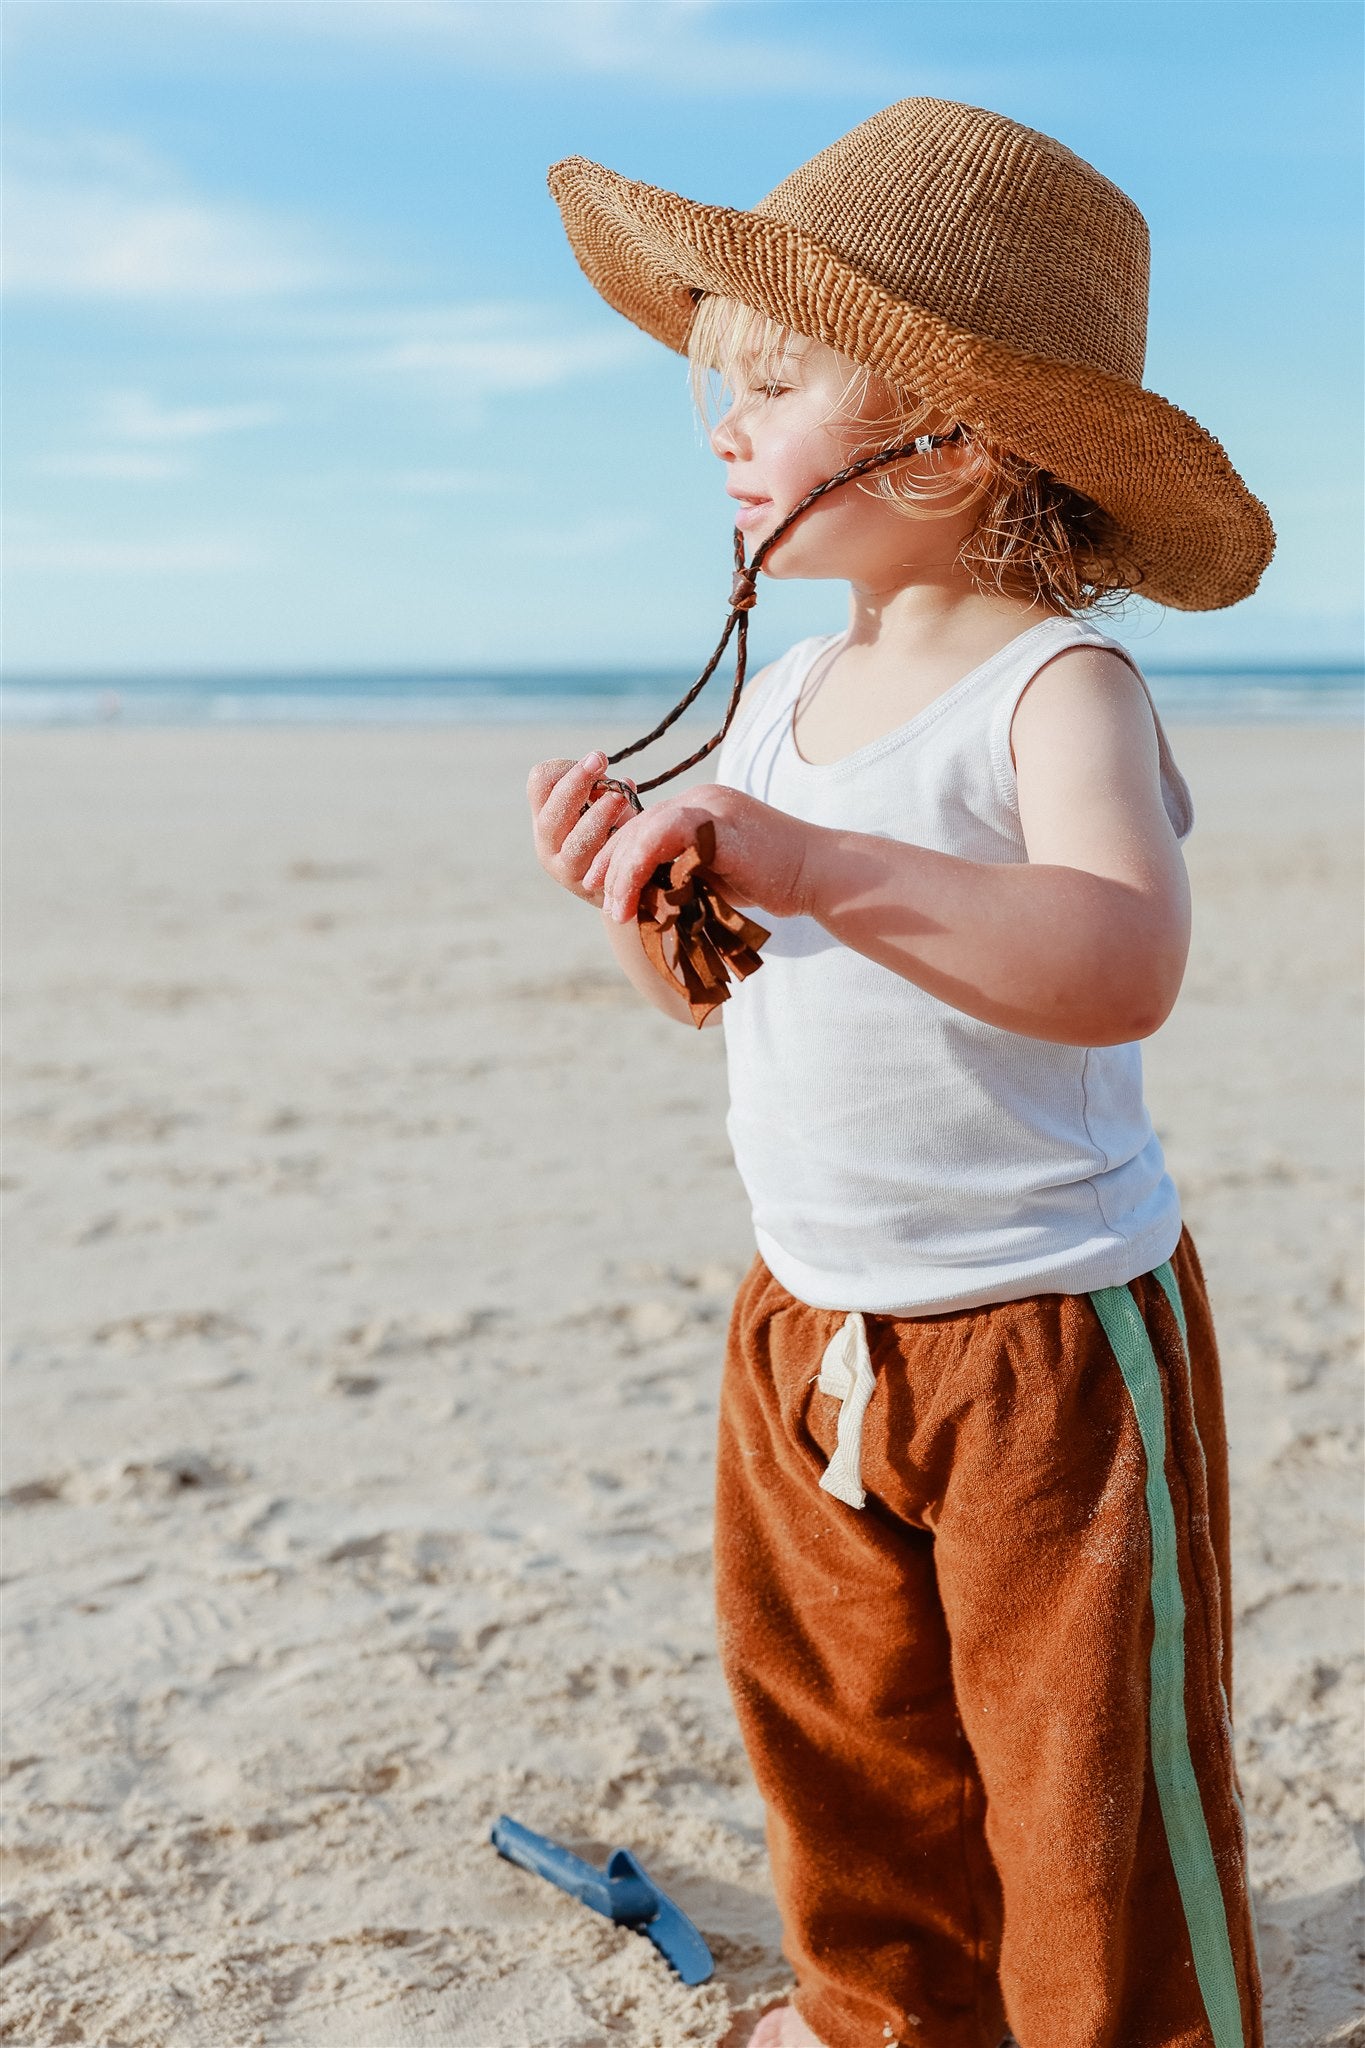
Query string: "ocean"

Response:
xmin=2 ymin=664 xmax=1360 ymax=729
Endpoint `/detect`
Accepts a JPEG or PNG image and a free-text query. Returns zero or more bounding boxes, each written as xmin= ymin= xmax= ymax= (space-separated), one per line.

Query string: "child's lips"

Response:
xmin=731 ymin=497 xmax=772 ymax=530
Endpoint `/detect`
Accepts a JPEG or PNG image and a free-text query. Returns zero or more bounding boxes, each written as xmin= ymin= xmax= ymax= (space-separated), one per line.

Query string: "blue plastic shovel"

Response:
xmin=490 ymin=1814 xmax=714 ymax=1985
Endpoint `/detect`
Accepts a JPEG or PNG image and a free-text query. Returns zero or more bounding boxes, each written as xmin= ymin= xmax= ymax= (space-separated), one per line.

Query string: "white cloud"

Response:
xmin=28 ymin=390 xmax=280 ymax=489
xmin=522 ymin=513 xmax=655 ymax=561
xmin=35 ymin=450 xmax=189 ymax=483
xmin=372 ymin=0 xmax=906 ymax=97
xmin=3 ymin=129 xmax=344 ymax=299
xmin=158 ymin=1 xmax=945 ymax=102
xmin=6 ymin=536 xmax=259 ymax=573
xmin=100 ymin=390 xmax=283 ymax=443
xmin=375 ymin=329 xmax=642 ymax=395
xmin=261 ymin=298 xmax=651 ymax=398
xmin=387 ymin=468 xmax=505 ymax=495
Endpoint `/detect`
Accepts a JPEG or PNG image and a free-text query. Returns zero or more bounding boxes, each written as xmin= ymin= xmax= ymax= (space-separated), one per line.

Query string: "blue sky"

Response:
xmin=5 ymin=0 xmax=1362 ymax=676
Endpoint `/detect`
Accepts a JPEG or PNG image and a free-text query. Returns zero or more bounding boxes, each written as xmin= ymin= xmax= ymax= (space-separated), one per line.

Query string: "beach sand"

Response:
xmin=3 ymin=722 xmax=1361 ymax=2047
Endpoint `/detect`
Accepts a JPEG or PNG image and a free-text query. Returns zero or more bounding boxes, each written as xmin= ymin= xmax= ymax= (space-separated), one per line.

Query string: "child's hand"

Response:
xmin=527 ymin=752 xmax=639 ymax=905
xmin=583 ymin=783 xmax=814 ymax=926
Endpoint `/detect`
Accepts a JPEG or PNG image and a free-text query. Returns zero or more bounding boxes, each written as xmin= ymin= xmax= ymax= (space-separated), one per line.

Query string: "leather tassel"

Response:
xmin=635 ymin=821 xmax=770 ymax=1027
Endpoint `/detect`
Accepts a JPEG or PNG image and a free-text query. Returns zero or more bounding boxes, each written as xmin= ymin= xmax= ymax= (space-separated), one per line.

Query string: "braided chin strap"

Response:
xmin=596 ymin=426 xmax=966 ymax=807
xmin=591 ymin=426 xmax=966 ymax=1025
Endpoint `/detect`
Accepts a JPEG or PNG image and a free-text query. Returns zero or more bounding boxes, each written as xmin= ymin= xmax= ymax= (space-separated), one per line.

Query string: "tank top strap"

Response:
xmin=984 ymin=616 xmax=1194 ymax=843
xmin=717 ymin=634 xmax=835 ymax=784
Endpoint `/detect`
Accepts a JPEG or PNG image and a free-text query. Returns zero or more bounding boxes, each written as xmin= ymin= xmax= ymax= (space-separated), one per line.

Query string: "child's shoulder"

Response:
xmin=1012 ymin=628 xmax=1155 ymax=740
xmin=1011 ymin=636 xmax=1194 ymax=847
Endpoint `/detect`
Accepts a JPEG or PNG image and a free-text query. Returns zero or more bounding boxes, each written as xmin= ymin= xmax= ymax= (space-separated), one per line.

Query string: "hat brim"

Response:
xmin=548 ymin=155 xmax=1274 ymax=613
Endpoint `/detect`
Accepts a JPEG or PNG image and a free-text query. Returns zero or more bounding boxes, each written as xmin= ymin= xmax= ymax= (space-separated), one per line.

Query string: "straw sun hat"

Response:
xmin=547 ymin=98 xmax=1274 ymax=612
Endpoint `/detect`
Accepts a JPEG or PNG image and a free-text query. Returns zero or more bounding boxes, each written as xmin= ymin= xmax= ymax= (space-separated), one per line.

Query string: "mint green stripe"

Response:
xmin=1089 ymin=1280 xmax=1245 ymax=2048
xmin=1151 ymin=1258 xmax=1262 ymax=1974
xmin=1154 ymin=1257 xmax=1187 ymax=1350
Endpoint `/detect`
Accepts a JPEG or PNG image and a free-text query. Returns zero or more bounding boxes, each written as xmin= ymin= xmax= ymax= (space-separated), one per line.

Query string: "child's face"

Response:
xmin=707 ymin=331 xmax=981 ymax=591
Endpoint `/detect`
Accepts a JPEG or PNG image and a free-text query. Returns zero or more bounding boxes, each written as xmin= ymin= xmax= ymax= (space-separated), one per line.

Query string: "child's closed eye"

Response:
xmin=739 ymin=375 xmax=791 ymax=399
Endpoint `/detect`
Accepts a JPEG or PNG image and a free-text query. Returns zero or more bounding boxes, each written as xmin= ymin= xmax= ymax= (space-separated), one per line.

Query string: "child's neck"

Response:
xmin=790 ymin=578 xmax=1058 ymax=768
xmin=844 ymin=573 xmax=1056 ymax=671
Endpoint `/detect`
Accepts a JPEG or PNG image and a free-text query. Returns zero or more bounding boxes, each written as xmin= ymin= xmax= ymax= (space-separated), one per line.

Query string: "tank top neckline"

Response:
xmin=782 ymin=614 xmax=1071 ymax=778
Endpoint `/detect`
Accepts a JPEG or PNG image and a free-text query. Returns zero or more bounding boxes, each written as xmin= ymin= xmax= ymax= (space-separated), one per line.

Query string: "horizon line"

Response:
xmin=7 ymin=660 xmax=1363 ymax=687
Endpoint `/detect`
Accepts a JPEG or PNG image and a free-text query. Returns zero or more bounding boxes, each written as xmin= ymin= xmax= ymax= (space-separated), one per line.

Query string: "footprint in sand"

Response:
xmin=3 ymin=1449 xmax=247 ymax=1508
xmin=91 ymin=1309 xmax=252 ymax=1349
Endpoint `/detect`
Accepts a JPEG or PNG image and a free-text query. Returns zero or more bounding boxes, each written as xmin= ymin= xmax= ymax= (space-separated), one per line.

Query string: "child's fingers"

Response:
xmin=600 ymin=803 xmax=713 ymax=922
xmin=559 ymin=786 xmax=634 ymax=878
xmin=582 ymin=837 xmax=615 ymax=894
xmin=533 ymin=751 xmax=610 ymax=854
xmin=527 ymin=758 xmax=575 ymax=813
xmin=582 ymin=804 xmax=637 ymax=894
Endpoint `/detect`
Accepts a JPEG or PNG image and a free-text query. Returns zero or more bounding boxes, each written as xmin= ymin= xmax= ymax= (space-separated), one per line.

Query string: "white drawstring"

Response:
xmin=816 ymin=1312 xmax=877 ymax=1509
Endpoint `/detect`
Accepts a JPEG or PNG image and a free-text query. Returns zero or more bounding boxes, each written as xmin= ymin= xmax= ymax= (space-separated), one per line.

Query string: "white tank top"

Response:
xmin=713 ymin=614 xmax=1193 ymax=1316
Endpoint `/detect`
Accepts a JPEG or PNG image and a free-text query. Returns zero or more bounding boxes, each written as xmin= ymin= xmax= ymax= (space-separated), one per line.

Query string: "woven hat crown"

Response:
xmin=754 ymin=99 xmax=1150 ymax=385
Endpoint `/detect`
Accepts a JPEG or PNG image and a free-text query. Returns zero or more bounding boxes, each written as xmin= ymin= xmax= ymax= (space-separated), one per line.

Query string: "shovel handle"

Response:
xmin=491 ymin=1814 xmax=615 ymax=1915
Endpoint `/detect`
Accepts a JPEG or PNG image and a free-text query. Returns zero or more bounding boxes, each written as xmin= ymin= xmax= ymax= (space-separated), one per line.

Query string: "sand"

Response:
xmin=2 ymin=721 xmax=1361 ymax=2048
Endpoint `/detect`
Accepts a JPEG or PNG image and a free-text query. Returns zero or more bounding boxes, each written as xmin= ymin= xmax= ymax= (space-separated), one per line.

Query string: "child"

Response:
xmin=528 ymin=99 xmax=1271 ymax=2048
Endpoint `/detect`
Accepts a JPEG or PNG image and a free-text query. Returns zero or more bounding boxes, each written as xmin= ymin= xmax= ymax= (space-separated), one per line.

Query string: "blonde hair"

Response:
xmin=685 ymin=294 xmax=1139 ymax=617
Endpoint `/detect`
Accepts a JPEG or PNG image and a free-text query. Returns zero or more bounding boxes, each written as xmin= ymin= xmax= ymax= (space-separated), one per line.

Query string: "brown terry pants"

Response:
xmin=715 ymin=1231 xmax=1262 ymax=2048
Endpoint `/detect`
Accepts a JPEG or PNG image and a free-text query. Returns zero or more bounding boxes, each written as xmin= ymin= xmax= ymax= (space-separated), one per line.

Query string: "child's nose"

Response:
xmin=708 ymin=401 xmax=751 ymax=462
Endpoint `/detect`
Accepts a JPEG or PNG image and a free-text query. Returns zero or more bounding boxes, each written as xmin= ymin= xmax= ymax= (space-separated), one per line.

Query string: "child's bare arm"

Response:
xmin=526 ymin=751 xmax=717 ymax=1029
xmin=798 ymin=650 xmax=1191 ymax=1044
xmin=588 ymin=651 xmax=1191 ymax=1047
xmin=600 ymin=905 xmax=723 ymax=1028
